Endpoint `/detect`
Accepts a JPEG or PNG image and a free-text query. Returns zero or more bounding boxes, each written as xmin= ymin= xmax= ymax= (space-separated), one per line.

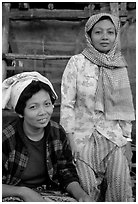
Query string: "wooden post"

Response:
xmin=110 ymin=2 xmax=119 ymax=17
xmin=2 ymin=3 xmax=10 ymax=81
xmin=100 ymin=2 xmax=110 ymax=13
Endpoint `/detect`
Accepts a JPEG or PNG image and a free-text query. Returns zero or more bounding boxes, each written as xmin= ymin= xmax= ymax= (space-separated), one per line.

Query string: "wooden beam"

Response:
xmin=9 ymin=7 xmax=131 ymax=22
xmin=4 ymin=53 xmax=72 ymax=60
xmin=6 ymin=66 xmax=63 ymax=73
xmin=9 ymin=9 xmax=90 ymax=20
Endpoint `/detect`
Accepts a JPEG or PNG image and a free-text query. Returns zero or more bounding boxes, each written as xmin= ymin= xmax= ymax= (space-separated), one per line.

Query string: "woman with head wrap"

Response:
xmin=60 ymin=13 xmax=135 ymax=201
xmin=2 ymin=71 xmax=93 ymax=202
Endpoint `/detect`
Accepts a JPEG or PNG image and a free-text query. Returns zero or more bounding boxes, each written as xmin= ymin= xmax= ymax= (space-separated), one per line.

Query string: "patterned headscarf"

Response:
xmin=2 ymin=71 xmax=58 ymax=110
xmin=82 ymin=13 xmax=135 ymax=121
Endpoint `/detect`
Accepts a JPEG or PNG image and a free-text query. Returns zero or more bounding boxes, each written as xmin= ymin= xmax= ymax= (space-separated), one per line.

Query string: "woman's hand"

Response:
xmin=2 ymin=184 xmax=53 ymax=202
xmin=79 ymin=194 xmax=95 ymax=202
xmin=19 ymin=187 xmax=53 ymax=202
xmin=66 ymin=181 xmax=95 ymax=202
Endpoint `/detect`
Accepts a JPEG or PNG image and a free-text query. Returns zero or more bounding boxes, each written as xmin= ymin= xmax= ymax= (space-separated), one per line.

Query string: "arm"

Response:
xmin=60 ymin=56 xmax=77 ymax=135
xmin=66 ymin=133 xmax=77 ymax=155
xmin=66 ymin=181 xmax=94 ymax=202
xmin=119 ymin=120 xmax=133 ymax=166
xmin=60 ymin=56 xmax=78 ymax=154
xmin=2 ymin=184 xmax=52 ymax=202
xmin=57 ymin=127 xmax=93 ymax=201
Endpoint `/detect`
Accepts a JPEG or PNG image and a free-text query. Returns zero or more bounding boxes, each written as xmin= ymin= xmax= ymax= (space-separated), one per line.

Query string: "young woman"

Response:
xmin=60 ymin=13 xmax=135 ymax=201
xmin=2 ymin=71 xmax=93 ymax=202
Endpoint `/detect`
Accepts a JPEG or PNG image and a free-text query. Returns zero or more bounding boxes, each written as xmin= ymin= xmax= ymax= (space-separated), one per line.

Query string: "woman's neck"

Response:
xmin=23 ymin=122 xmax=44 ymax=141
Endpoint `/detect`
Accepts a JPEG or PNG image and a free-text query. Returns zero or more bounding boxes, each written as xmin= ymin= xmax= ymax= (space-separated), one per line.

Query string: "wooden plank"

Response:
xmin=10 ymin=40 xmax=79 ymax=52
xmin=9 ymin=7 xmax=131 ymax=23
xmin=9 ymin=8 xmax=90 ymax=20
xmin=6 ymin=66 xmax=65 ymax=73
xmin=4 ymin=53 xmax=71 ymax=60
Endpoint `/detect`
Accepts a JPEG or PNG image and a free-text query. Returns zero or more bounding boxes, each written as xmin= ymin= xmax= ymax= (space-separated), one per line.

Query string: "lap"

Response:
xmin=2 ymin=186 xmax=77 ymax=202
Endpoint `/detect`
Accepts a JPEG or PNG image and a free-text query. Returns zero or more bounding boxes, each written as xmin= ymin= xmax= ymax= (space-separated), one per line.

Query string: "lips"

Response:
xmin=100 ymin=42 xmax=109 ymax=46
xmin=38 ymin=118 xmax=48 ymax=123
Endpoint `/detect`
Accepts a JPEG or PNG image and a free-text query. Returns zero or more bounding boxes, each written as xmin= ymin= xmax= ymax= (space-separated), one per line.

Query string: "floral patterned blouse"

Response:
xmin=60 ymin=54 xmax=132 ymax=150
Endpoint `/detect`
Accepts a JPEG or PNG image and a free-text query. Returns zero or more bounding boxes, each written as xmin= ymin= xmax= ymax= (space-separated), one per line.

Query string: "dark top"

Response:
xmin=19 ymin=134 xmax=48 ymax=188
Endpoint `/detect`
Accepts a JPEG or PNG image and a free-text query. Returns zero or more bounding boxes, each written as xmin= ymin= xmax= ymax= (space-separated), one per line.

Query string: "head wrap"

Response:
xmin=82 ymin=13 xmax=135 ymax=121
xmin=2 ymin=71 xmax=58 ymax=110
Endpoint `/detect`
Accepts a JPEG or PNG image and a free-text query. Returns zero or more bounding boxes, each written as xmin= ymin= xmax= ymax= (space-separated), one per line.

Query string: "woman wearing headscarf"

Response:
xmin=2 ymin=71 xmax=93 ymax=202
xmin=60 ymin=13 xmax=135 ymax=201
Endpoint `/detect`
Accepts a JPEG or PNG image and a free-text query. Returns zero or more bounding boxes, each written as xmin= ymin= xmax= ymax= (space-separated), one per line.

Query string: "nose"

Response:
xmin=102 ymin=32 xmax=108 ymax=39
xmin=39 ymin=105 xmax=46 ymax=115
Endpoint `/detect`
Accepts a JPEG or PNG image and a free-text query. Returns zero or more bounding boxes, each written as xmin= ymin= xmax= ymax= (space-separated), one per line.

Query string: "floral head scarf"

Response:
xmin=82 ymin=13 xmax=135 ymax=121
xmin=2 ymin=71 xmax=58 ymax=110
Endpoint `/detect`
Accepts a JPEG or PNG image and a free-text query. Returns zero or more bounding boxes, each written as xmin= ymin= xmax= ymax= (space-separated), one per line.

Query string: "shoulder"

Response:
xmin=49 ymin=120 xmax=67 ymax=140
xmin=69 ymin=53 xmax=85 ymax=63
xmin=50 ymin=120 xmax=65 ymax=133
xmin=3 ymin=120 xmax=17 ymax=140
xmin=2 ymin=119 xmax=18 ymax=149
xmin=65 ymin=54 xmax=86 ymax=74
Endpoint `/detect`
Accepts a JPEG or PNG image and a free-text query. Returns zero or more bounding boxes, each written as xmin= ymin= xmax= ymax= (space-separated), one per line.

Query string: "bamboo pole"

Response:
xmin=2 ymin=3 xmax=10 ymax=81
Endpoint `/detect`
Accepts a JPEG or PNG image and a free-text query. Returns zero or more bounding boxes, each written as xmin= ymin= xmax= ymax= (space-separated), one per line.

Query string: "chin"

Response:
xmin=38 ymin=121 xmax=49 ymax=127
xmin=101 ymin=47 xmax=110 ymax=53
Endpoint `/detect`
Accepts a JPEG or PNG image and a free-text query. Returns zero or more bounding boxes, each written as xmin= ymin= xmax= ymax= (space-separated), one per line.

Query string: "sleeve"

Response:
xmin=60 ymin=55 xmax=78 ymax=134
xmin=2 ymin=132 xmax=10 ymax=184
xmin=2 ymin=122 xmax=16 ymax=184
xmin=57 ymin=126 xmax=79 ymax=189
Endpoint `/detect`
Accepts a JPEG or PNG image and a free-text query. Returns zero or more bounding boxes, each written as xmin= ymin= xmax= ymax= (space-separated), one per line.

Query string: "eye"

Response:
xmin=108 ymin=30 xmax=115 ymax=35
xmin=45 ymin=101 xmax=52 ymax=107
xmin=95 ymin=30 xmax=101 ymax=34
xmin=29 ymin=105 xmax=37 ymax=110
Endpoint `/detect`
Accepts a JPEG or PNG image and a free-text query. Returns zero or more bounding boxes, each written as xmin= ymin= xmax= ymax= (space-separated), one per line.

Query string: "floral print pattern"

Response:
xmin=60 ymin=54 xmax=132 ymax=150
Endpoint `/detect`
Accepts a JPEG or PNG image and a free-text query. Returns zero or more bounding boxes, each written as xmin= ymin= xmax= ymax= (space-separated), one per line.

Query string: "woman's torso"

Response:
xmin=61 ymin=54 xmax=130 ymax=149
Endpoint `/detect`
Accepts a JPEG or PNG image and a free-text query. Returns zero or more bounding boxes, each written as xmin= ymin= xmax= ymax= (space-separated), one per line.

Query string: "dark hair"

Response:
xmin=15 ymin=80 xmax=55 ymax=116
xmin=87 ymin=15 xmax=115 ymax=37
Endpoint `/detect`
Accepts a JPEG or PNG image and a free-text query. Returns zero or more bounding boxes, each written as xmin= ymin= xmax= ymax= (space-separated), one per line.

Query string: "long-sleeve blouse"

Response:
xmin=60 ymin=54 xmax=132 ymax=150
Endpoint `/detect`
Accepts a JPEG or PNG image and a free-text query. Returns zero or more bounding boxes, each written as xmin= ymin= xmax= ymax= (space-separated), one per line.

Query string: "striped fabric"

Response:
xmin=76 ymin=130 xmax=133 ymax=201
xmin=82 ymin=13 xmax=135 ymax=121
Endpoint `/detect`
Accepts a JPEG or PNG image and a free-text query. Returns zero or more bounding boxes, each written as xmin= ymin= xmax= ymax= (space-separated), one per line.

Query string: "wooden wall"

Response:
xmin=9 ymin=19 xmax=86 ymax=104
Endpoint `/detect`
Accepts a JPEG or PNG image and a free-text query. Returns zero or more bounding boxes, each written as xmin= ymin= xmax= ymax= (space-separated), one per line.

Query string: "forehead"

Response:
xmin=27 ymin=89 xmax=50 ymax=103
xmin=93 ymin=19 xmax=115 ymax=30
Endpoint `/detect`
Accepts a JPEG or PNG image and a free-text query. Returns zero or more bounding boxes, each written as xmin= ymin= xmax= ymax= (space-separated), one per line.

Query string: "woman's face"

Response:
xmin=90 ymin=19 xmax=116 ymax=53
xmin=23 ymin=89 xmax=53 ymax=130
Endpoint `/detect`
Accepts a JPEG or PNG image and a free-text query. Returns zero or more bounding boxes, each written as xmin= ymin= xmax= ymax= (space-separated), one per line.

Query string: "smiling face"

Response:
xmin=90 ymin=19 xmax=116 ymax=53
xmin=23 ymin=89 xmax=53 ymax=132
